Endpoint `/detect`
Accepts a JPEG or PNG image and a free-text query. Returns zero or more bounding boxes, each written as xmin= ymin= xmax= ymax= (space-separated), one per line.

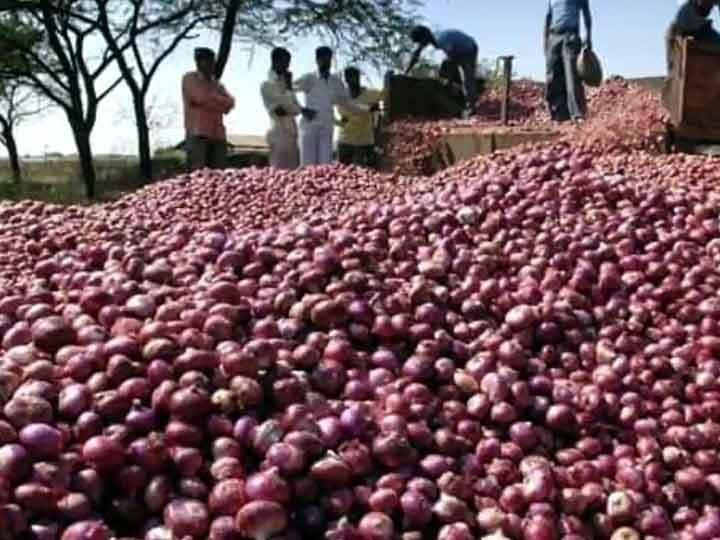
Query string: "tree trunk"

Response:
xmin=133 ymin=96 xmax=152 ymax=182
xmin=69 ymin=121 xmax=96 ymax=198
xmin=214 ymin=0 xmax=240 ymax=79
xmin=1 ymin=124 xmax=21 ymax=184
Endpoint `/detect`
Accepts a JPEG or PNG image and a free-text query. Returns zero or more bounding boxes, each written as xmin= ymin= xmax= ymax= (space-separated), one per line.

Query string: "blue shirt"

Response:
xmin=672 ymin=1 xmax=719 ymax=34
xmin=548 ymin=0 xmax=589 ymax=33
xmin=436 ymin=29 xmax=477 ymax=59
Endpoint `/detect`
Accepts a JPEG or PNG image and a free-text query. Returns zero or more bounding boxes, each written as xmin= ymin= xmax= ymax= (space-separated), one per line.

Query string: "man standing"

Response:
xmin=260 ymin=48 xmax=315 ymax=169
xmin=438 ymin=60 xmax=468 ymax=118
xmin=182 ymin=48 xmax=235 ymax=170
xmin=336 ymin=67 xmax=385 ymax=168
xmin=544 ymin=0 xmax=592 ymax=123
xmin=667 ymin=0 xmax=720 ymax=72
xmin=294 ymin=47 xmax=374 ymax=167
xmin=405 ymin=26 xmax=479 ymax=115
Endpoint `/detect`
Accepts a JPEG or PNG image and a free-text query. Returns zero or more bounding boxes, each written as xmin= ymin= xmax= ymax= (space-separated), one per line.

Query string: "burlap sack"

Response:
xmin=577 ymin=47 xmax=603 ymax=87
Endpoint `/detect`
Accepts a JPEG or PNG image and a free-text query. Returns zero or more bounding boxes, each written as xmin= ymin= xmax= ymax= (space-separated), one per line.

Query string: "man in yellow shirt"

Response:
xmin=336 ymin=67 xmax=384 ymax=168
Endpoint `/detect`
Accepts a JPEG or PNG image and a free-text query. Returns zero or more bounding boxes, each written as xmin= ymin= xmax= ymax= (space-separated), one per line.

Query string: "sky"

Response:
xmin=2 ymin=0 xmax=686 ymax=158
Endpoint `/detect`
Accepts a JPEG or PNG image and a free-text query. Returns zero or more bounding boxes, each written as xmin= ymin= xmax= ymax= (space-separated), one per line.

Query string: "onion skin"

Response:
xmin=60 ymin=520 xmax=111 ymax=540
xmin=235 ymin=501 xmax=287 ymax=540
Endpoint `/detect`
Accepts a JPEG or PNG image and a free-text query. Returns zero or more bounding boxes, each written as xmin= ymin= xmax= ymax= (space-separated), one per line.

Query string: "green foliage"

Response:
xmin=0 ymin=175 xmax=86 ymax=204
xmin=202 ymin=0 xmax=422 ymax=75
xmin=0 ymin=14 xmax=42 ymax=81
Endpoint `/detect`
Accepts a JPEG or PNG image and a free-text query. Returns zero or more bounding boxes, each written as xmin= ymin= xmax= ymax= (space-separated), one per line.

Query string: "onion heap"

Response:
xmin=0 ymin=81 xmax=718 ymax=540
xmin=384 ymin=77 xmax=669 ymax=176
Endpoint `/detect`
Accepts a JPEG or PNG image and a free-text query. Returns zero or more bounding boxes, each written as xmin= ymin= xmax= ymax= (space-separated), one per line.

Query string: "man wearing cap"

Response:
xmin=667 ymin=0 xmax=720 ymax=72
xmin=294 ymin=46 xmax=375 ymax=167
xmin=182 ymin=47 xmax=235 ymax=170
xmin=544 ymin=0 xmax=592 ymax=123
xmin=405 ymin=26 xmax=479 ymax=116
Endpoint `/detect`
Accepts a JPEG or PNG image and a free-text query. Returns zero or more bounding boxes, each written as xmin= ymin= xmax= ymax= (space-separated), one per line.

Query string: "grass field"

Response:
xmin=0 ymin=153 xmax=186 ymax=205
xmin=0 ymin=148 xmax=267 ymax=205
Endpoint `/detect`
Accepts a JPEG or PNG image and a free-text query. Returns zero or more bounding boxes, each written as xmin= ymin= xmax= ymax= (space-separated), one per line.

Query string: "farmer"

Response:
xmin=405 ymin=26 xmax=479 ymax=115
xmin=544 ymin=0 xmax=593 ymax=123
xmin=438 ymin=59 xmax=467 ymax=118
xmin=294 ymin=47 xmax=375 ymax=167
xmin=336 ymin=67 xmax=385 ymax=168
xmin=666 ymin=0 xmax=720 ymax=72
xmin=181 ymin=47 xmax=235 ymax=170
xmin=260 ymin=47 xmax=316 ymax=170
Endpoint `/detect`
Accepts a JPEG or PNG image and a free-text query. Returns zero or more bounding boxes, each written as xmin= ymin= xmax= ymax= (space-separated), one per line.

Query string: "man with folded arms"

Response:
xmin=182 ymin=47 xmax=235 ymax=171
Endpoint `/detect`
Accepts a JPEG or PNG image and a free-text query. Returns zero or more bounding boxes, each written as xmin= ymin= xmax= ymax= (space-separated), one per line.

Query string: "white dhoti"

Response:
xmin=267 ymin=127 xmax=299 ymax=170
xmin=299 ymin=120 xmax=333 ymax=167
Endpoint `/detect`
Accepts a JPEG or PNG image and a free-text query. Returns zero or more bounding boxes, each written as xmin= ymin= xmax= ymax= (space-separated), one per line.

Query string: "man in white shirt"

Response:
xmin=260 ymin=47 xmax=316 ymax=169
xmin=294 ymin=46 xmax=376 ymax=167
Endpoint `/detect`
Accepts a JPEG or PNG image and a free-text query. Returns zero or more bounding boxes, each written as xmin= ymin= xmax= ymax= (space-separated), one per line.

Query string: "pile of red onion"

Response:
xmin=0 ymin=81 xmax=720 ymax=540
xmin=384 ymin=77 xmax=669 ymax=176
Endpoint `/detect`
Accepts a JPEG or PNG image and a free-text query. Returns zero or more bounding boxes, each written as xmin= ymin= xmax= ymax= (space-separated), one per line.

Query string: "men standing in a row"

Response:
xmin=544 ymin=0 xmax=592 ymax=123
xmin=294 ymin=47 xmax=376 ymax=167
xmin=182 ymin=48 xmax=235 ymax=171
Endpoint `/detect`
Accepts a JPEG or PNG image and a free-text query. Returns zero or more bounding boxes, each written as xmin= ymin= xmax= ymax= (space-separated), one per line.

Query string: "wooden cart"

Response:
xmin=663 ymin=37 xmax=720 ymax=154
xmin=384 ymin=74 xmax=485 ymax=122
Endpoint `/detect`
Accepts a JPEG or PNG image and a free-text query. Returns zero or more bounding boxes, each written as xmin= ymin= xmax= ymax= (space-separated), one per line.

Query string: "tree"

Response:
xmin=0 ymin=3 xmax=124 ymax=198
xmin=101 ymin=0 xmax=420 ymax=180
xmin=0 ymin=16 xmax=43 ymax=182
xmin=0 ymin=79 xmax=47 ymax=182
xmin=2 ymin=0 xmax=421 ymax=193
xmin=94 ymin=0 xmax=212 ymax=182
xmin=205 ymin=0 xmax=422 ymax=79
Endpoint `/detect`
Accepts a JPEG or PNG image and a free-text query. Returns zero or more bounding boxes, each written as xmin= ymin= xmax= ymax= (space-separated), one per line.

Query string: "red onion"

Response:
xmin=163 ymin=498 xmax=209 ymax=538
xmin=438 ymin=522 xmax=474 ymax=540
xmin=19 ymin=423 xmax=63 ymax=460
xmin=82 ymin=436 xmax=125 ymax=472
xmin=209 ymin=479 xmax=246 ymax=516
xmin=245 ymin=468 xmax=290 ymax=504
xmin=235 ymin=501 xmax=287 ymax=540
xmin=358 ymin=512 xmax=394 ymax=540
xmin=60 ymin=520 xmax=111 ymax=540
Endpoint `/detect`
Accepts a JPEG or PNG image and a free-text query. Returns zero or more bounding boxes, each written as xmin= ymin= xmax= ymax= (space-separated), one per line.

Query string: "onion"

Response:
xmin=163 ymin=498 xmax=209 ymax=538
xmin=235 ymin=501 xmax=287 ymax=540
xmin=209 ymin=479 xmax=246 ymax=516
xmin=400 ymin=491 xmax=432 ymax=527
xmin=245 ymin=468 xmax=290 ymax=504
xmin=311 ymin=454 xmax=352 ymax=486
xmin=60 ymin=520 xmax=111 ymax=540
xmin=0 ymin=443 xmax=31 ymax=482
xmin=438 ymin=523 xmax=474 ymax=540
xmin=358 ymin=512 xmax=394 ymax=540
xmin=19 ymin=423 xmax=64 ymax=460
xmin=82 ymin=436 xmax=125 ymax=472
xmin=606 ymin=490 xmax=635 ymax=524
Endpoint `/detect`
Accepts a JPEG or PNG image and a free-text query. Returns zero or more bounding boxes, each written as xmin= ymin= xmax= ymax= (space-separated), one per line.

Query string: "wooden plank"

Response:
xmin=667 ymin=37 xmax=720 ymax=139
xmin=671 ymin=124 xmax=720 ymax=141
xmin=386 ymin=75 xmax=463 ymax=121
